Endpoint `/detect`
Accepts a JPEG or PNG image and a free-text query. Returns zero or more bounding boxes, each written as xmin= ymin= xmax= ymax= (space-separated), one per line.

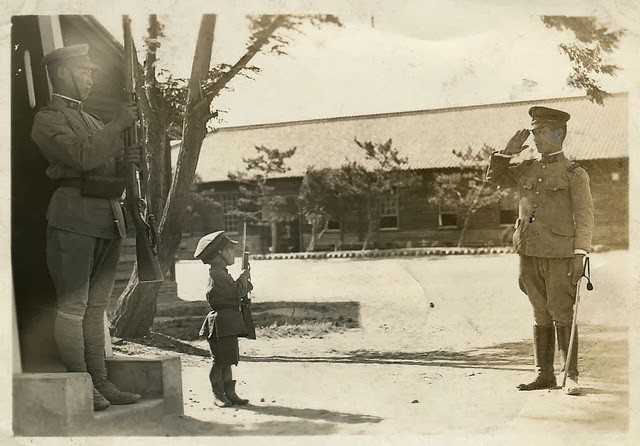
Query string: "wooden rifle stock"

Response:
xmin=123 ymin=15 xmax=163 ymax=283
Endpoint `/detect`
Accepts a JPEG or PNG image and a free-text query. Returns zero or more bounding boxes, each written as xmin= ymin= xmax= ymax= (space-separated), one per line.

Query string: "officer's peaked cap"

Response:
xmin=42 ymin=44 xmax=100 ymax=70
xmin=528 ymin=106 xmax=570 ymax=126
xmin=194 ymin=231 xmax=238 ymax=260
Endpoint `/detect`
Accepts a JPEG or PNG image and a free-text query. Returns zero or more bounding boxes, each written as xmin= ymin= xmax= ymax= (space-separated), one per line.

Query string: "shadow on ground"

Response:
xmin=238 ymin=404 xmax=383 ymax=424
xmin=151 ymin=300 xmax=361 ymax=341
xmin=241 ymin=340 xmax=533 ymax=372
xmin=85 ymin=405 xmax=380 ymax=436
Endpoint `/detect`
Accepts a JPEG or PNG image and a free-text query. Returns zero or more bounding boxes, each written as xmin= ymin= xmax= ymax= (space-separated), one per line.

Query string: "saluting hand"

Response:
xmin=568 ymin=254 xmax=585 ymax=285
xmin=503 ymin=129 xmax=531 ymax=155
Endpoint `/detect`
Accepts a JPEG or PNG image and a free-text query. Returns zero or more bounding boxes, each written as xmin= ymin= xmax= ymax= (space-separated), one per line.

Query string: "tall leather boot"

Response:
xmin=517 ymin=325 xmax=557 ymax=391
xmin=556 ymin=324 xmax=581 ymax=396
xmin=84 ymin=310 xmax=141 ymax=405
xmin=210 ymin=364 xmax=232 ymax=407
xmin=54 ymin=313 xmax=109 ymax=411
xmin=223 ymin=366 xmax=249 ymax=405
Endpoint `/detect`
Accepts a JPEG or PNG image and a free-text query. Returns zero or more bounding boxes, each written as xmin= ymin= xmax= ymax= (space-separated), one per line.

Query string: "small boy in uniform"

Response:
xmin=195 ymin=231 xmax=252 ymax=407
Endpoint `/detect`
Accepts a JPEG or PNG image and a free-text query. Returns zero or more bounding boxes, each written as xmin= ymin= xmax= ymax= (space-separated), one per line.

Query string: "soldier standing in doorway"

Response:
xmin=31 ymin=44 xmax=142 ymax=411
xmin=486 ymin=106 xmax=594 ymax=396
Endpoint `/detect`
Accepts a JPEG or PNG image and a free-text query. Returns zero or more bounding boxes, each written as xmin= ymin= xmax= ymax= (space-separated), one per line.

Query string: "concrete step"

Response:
xmin=13 ymin=356 xmax=184 ymax=436
xmin=79 ymin=398 xmax=166 ymax=435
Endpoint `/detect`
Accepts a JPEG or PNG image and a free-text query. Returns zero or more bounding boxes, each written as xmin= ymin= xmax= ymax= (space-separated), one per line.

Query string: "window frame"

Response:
xmin=379 ymin=188 xmax=400 ymax=231
xmin=218 ymin=192 xmax=241 ymax=235
xmin=437 ymin=205 xmax=458 ymax=229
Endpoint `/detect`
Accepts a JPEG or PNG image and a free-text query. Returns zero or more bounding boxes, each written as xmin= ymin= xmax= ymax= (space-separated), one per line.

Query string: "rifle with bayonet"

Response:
xmin=122 ymin=15 xmax=164 ymax=283
xmin=241 ymin=222 xmax=257 ymax=339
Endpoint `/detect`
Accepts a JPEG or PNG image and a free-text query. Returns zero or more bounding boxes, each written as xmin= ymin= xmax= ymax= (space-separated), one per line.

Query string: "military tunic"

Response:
xmin=487 ymin=151 xmax=594 ymax=324
xmin=31 ymin=94 xmax=127 ymax=374
xmin=199 ymin=257 xmax=252 ymax=365
xmin=31 ymin=95 xmax=127 ymax=239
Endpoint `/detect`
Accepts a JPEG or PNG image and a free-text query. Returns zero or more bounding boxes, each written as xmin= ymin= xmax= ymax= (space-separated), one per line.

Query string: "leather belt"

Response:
xmin=211 ymin=304 xmax=241 ymax=311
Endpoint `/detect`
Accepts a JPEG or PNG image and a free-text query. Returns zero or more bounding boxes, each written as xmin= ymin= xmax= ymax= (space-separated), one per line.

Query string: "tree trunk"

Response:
xmin=458 ymin=214 xmax=471 ymax=248
xmin=145 ymin=14 xmax=168 ymax=219
xmin=270 ymin=222 xmax=278 ymax=253
xmin=361 ymin=197 xmax=378 ymax=251
xmin=307 ymin=216 xmax=319 ymax=252
xmin=112 ymin=15 xmax=218 ymax=338
xmin=112 ymin=15 xmax=289 ymax=339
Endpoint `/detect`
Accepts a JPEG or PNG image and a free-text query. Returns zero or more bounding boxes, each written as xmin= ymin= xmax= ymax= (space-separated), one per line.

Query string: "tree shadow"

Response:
xmin=241 ymin=340 xmax=534 ymax=372
xmin=113 ymin=331 xmax=211 ymax=357
xmin=237 ymin=403 xmax=383 ymax=424
xmin=82 ymin=413 xmax=342 ymax=436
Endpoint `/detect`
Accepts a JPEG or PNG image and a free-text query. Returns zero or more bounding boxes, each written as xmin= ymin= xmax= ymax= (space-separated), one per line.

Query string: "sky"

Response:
xmin=85 ymin=1 xmax=640 ymax=128
xmin=3 ymin=0 xmax=639 ymax=128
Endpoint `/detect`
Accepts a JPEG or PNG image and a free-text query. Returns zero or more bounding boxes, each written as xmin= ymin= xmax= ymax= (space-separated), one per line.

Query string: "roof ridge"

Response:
xmin=211 ymin=91 xmax=629 ymax=133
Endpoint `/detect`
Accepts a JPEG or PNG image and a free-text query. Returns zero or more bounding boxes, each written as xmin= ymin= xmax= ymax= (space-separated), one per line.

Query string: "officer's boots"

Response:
xmin=210 ymin=364 xmax=233 ymax=407
xmin=517 ymin=325 xmax=557 ymax=391
xmin=223 ymin=366 xmax=249 ymax=405
xmin=556 ymin=324 xmax=581 ymax=396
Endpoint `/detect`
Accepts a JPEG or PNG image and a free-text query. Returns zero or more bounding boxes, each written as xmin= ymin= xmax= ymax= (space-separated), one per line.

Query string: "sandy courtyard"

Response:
xmin=110 ymin=250 xmax=630 ymax=443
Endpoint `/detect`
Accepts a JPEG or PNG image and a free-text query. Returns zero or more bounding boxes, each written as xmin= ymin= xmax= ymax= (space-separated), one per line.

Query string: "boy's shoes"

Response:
xmin=225 ymin=380 xmax=249 ymax=405
xmin=212 ymin=382 xmax=233 ymax=407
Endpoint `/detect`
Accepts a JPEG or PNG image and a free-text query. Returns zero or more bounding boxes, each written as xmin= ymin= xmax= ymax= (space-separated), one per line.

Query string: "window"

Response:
xmin=325 ymin=218 xmax=341 ymax=232
xmin=438 ymin=205 xmax=458 ymax=228
xmin=499 ymin=210 xmax=518 ymax=225
xmin=379 ymin=189 xmax=399 ymax=230
xmin=220 ymin=193 xmax=241 ymax=234
xmin=611 ymin=172 xmax=620 ymax=182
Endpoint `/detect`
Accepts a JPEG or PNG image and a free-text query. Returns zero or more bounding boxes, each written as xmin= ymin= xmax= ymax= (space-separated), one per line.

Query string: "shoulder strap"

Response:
xmin=567 ymin=161 xmax=582 ymax=173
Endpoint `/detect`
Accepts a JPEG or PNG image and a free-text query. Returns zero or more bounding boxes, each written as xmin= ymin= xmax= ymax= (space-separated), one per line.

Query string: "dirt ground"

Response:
xmin=112 ymin=250 xmax=630 ymax=442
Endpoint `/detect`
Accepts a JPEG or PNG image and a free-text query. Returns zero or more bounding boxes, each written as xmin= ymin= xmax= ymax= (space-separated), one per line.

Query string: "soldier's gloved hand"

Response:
xmin=114 ymin=101 xmax=139 ymax=129
xmin=503 ymin=129 xmax=531 ymax=155
xmin=239 ymin=267 xmax=251 ymax=285
xmin=124 ymin=146 xmax=143 ymax=166
xmin=568 ymin=254 xmax=585 ymax=285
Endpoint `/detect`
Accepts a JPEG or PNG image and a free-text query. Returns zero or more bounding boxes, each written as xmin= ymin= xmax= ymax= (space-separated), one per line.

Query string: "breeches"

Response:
xmin=518 ymin=255 xmax=576 ymax=326
xmin=46 ymin=227 xmax=121 ymax=373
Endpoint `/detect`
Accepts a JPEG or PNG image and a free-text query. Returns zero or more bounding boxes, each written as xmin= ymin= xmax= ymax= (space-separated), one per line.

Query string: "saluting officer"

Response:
xmin=195 ymin=231 xmax=252 ymax=407
xmin=486 ymin=106 xmax=594 ymax=396
xmin=31 ymin=44 xmax=142 ymax=411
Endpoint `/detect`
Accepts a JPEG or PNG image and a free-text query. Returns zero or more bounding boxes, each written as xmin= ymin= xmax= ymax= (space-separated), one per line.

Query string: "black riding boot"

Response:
xmin=210 ymin=364 xmax=232 ymax=407
xmin=556 ymin=323 xmax=581 ymax=395
xmin=517 ymin=325 xmax=557 ymax=391
xmin=222 ymin=366 xmax=249 ymax=405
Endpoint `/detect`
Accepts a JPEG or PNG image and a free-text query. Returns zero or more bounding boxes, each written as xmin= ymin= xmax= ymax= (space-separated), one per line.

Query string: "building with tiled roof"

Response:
xmin=186 ymin=93 xmax=628 ymax=253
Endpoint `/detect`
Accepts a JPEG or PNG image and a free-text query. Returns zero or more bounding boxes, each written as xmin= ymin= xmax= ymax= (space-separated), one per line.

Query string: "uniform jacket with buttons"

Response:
xmin=31 ymin=95 xmax=126 ymax=239
xmin=199 ymin=257 xmax=252 ymax=339
xmin=486 ymin=151 xmax=594 ymax=258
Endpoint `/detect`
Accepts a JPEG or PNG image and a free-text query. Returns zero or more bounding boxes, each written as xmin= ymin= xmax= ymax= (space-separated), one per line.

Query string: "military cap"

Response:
xmin=42 ymin=44 xmax=100 ymax=70
xmin=528 ymin=106 xmax=570 ymax=127
xmin=194 ymin=231 xmax=238 ymax=260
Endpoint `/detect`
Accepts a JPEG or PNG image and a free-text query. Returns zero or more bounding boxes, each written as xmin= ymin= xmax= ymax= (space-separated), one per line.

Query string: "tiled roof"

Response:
xmin=188 ymin=92 xmax=628 ymax=182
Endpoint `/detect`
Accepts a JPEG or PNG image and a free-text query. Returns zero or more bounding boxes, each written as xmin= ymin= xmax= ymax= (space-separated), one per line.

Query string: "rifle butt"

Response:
xmin=135 ymin=232 xmax=164 ymax=283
